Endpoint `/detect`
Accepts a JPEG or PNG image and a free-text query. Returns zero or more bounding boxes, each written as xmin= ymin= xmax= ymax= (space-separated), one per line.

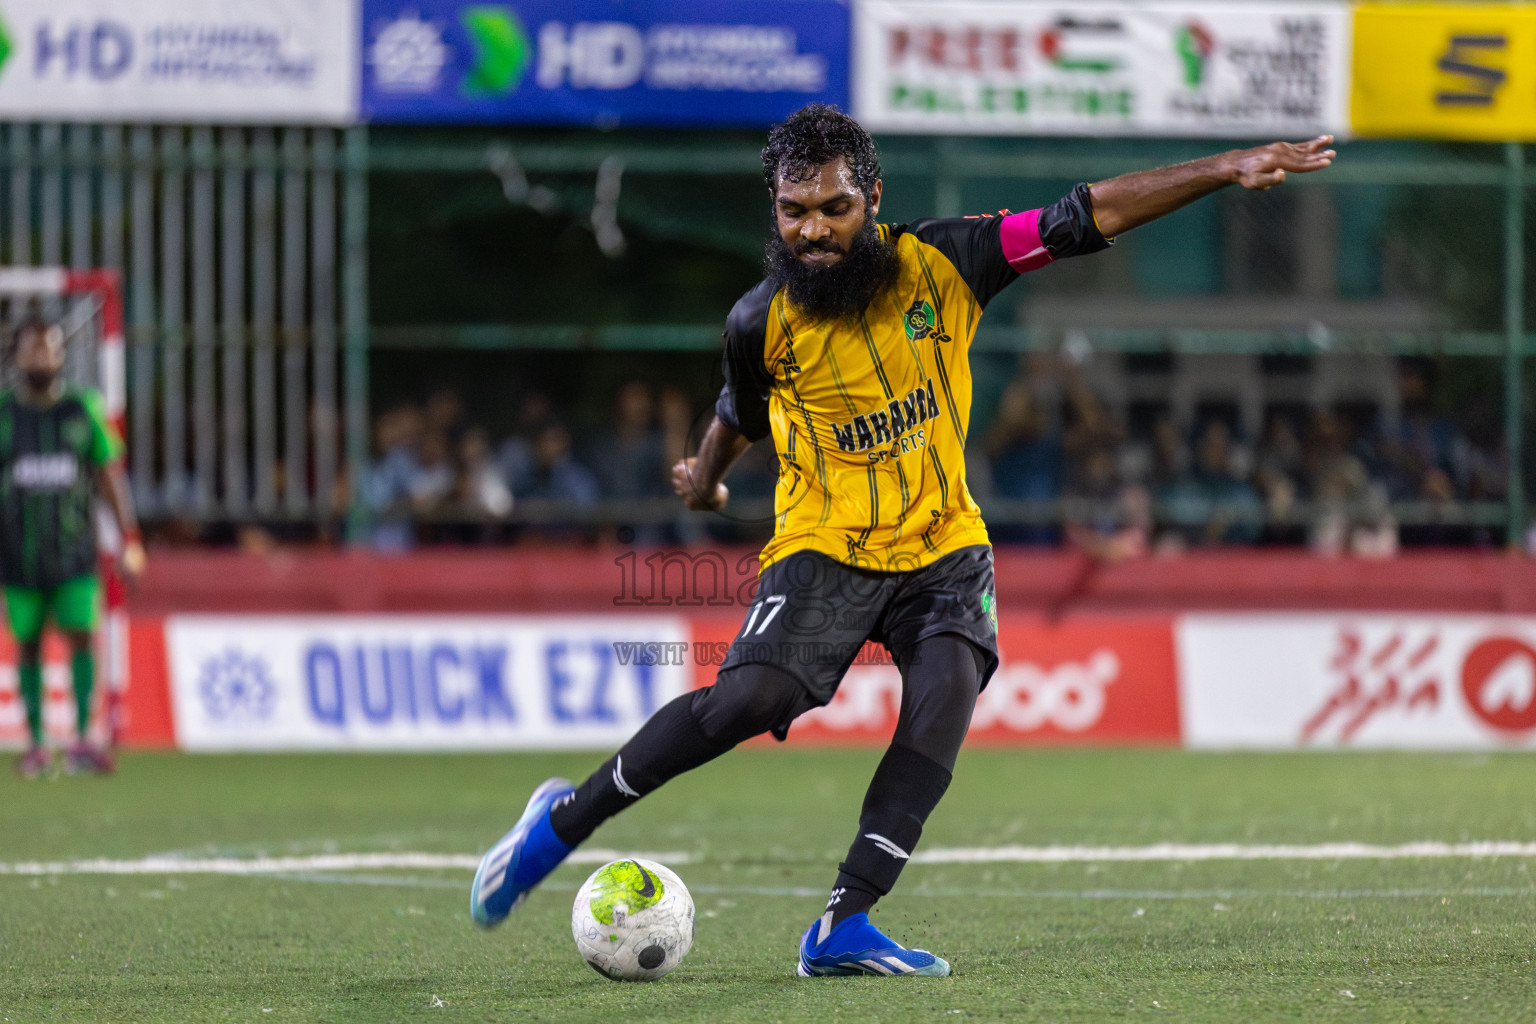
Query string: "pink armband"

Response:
xmin=999 ymin=209 xmax=1054 ymax=274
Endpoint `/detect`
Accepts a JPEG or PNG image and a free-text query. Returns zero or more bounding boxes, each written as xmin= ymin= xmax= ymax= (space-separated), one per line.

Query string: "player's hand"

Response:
xmin=671 ymin=458 xmax=728 ymax=511
xmin=120 ymin=538 xmax=146 ymax=582
xmin=1232 ymin=135 xmax=1335 ymax=190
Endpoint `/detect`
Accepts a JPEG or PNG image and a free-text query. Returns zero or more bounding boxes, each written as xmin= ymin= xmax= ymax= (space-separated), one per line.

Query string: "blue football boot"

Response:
xmin=470 ymin=777 xmax=576 ymax=928
xmin=797 ymin=912 xmax=952 ymax=977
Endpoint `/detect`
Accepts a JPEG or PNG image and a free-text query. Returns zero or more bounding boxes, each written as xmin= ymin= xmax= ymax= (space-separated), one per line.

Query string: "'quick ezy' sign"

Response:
xmin=166 ymin=616 xmax=687 ymax=751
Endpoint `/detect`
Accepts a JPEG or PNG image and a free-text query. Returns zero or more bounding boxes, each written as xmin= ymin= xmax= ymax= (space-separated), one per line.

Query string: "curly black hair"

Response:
xmin=760 ymin=103 xmax=881 ymax=199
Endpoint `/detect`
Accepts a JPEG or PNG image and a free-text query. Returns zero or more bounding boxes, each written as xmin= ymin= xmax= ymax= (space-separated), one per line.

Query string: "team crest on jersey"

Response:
xmin=904 ymin=299 xmax=935 ymax=340
xmin=904 ymin=299 xmax=950 ymax=344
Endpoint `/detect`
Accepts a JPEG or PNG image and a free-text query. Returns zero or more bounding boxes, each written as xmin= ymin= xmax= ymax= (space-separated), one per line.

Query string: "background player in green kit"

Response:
xmin=4 ymin=319 xmax=144 ymax=778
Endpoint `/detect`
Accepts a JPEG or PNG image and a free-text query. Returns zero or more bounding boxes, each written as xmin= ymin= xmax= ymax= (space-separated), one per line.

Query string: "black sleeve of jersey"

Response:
xmin=714 ymin=280 xmax=776 ymax=443
xmin=905 ymin=182 xmax=1112 ymax=308
xmin=905 ymin=213 xmax=1017 ymax=310
xmin=1039 ymin=182 xmax=1114 ymax=261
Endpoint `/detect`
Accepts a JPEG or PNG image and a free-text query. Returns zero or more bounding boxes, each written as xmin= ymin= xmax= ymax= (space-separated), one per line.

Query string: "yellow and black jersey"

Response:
xmin=717 ymin=183 xmax=1111 ymax=572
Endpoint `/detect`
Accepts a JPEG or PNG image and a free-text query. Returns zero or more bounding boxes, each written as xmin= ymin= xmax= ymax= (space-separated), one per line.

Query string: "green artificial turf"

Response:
xmin=1 ymin=748 xmax=1533 ymax=1022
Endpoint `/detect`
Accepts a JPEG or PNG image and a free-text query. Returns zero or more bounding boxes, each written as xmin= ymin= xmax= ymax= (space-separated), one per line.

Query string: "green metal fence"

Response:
xmin=0 ymin=123 xmax=370 ymax=532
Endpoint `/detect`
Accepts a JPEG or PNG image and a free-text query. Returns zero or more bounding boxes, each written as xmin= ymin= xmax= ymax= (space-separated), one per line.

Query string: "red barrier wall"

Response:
xmin=130 ymin=547 xmax=1536 ymax=615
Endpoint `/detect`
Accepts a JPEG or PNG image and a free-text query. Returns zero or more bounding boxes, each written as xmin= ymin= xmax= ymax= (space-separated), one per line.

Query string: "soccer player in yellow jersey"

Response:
xmin=472 ymin=105 xmax=1334 ymax=975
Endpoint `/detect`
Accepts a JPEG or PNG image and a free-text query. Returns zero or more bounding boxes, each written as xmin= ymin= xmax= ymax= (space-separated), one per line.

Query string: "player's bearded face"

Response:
xmin=22 ymin=368 xmax=57 ymax=391
xmin=765 ymin=201 xmax=901 ymax=323
xmin=16 ymin=329 xmax=64 ymax=392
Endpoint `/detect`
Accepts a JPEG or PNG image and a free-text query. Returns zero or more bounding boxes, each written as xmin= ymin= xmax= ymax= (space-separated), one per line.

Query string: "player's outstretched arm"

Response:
xmin=671 ymin=416 xmax=750 ymax=512
xmin=1088 ymin=135 xmax=1335 ymax=239
xmin=95 ymin=463 xmax=146 ymax=581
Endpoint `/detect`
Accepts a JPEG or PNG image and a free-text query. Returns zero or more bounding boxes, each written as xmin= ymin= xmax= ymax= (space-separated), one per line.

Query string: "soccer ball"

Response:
xmin=571 ymin=858 xmax=695 ymax=982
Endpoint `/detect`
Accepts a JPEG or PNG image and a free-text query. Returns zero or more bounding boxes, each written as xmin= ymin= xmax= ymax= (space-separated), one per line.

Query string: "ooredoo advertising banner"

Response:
xmin=0 ymin=0 xmax=359 ymax=124
xmin=360 ymin=0 xmax=849 ymax=126
xmin=808 ymin=616 xmax=1180 ymax=744
xmin=853 ymin=1 xmax=1351 ymax=137
xmin=164 ymin=615 xmax=690 ymax=751
xmin=1178 ymin=614 xmax=1536 ymax=749
xmin=684 ymin=614 xmax=1183 ymax=745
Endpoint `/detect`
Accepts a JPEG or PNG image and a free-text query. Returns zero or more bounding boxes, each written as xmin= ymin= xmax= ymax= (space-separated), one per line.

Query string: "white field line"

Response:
xmin=912 ymin=841 xmax=1536 ymax=863
xmin=0 ymin=849 xmax=689 ymax=877
xmin=2 ymin=841 xmax=1535 ymax=878
xmin=110 ymin=873 xmax=1536 ymax=901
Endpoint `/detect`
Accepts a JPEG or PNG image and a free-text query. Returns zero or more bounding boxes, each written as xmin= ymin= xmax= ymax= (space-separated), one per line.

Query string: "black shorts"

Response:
xmin=719 ymin=544 xmax=1000 ymax=706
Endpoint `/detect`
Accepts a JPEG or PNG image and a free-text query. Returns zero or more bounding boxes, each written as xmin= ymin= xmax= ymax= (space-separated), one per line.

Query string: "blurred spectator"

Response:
xmin=1157 ymin=420 xmax=1263 ymax=548
xmin=497 ymin=392 xmax=555 ymax=497
xmin=1376 ymin=358 xmax=1460 ymax=502
xmin=987 ymin=376 xmax=1062 ymax=544
xmin=1253 ymin=411 xmax=1305 ymax=542
xmin=658 ymin=385 xmax=696 ymax=477
xmin=658 ymin=386 xmax=711 ymax=545
xmin=1063 ymin=440 xmax=1149 ymax=560
xmin=402 ymin=430 xmax=457 ymax=547
xmin=1304 ymin=408 xmax=1396 ymax=557
xmin=409 ymin=430 xmax=456 ymax=515
xmin=591 ymin=380 xmax=666 ymax=500
xmin=1147 ymin=415 xmax=1189 ymax=492
xmin=587 ymin=380 xmax=668 ymax=543
xmin=523 ymin=422 xmax=600 ymax=506
xmin=1060 ymin=370 xmax=1123 ymax=473
xmin=457 ymin=427 xmax=514 ymax=521
xmin=366 ymin=404 xmax=425 ymax=551
xmin=424 ymin=387 xmax=467 ymax=445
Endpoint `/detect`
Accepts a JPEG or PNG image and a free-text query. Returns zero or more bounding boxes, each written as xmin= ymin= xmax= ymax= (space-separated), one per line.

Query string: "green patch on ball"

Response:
xmin=587 ymin=860 xmax=666 ymax=925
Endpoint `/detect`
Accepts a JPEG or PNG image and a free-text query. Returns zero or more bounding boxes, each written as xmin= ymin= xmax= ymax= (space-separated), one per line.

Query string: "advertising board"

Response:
xmin=854 ymin=0 xmax=1350 ymax=137
xmin=164 ymin=615 xmax=690 ymax=751
xmin=361 ymin=0 xmax=849 ymax=126
xmin=1178 ymin=614 xmax=1536 ymax=749
xmin=806 ymin=617 xmax=1181 ymax=744
xmin=45 ymin=607 xmax=1536 ymax=753
xmin=685 ymin=614 xmax=1183 ymax=746
xmin=0 ymin=0 xmax=358 ymax=123
xmin=1352 ymin=2 xmax=1536 ymax=141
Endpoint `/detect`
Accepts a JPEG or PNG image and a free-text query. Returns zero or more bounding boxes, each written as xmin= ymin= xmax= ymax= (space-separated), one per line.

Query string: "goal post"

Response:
xmin=0 ymin=267 xmax=129 ymax=749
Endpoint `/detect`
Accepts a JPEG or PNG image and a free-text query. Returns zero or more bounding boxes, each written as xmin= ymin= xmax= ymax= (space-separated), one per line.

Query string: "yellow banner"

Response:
xmin=1353 ymin=3 xmax=1536 ymax=140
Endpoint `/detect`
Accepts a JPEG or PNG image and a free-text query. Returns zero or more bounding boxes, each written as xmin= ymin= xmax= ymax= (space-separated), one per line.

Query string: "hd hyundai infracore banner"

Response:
xmin=0 ymin=0 xmax=359 ymax=123
xmin=359 ymin=0 xmax=850 ymax=126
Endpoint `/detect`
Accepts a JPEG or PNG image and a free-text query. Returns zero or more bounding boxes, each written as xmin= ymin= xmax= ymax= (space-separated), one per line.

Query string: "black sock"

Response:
xmin=823 ymin=743 xmax=952 ymax=932
xmin=548 ymin=690 xmax=724 ymax=847
xmin=548 ymin=665 xmax=813 ymax=847
xmin=822 ymin=881 xmax=878 ymax=931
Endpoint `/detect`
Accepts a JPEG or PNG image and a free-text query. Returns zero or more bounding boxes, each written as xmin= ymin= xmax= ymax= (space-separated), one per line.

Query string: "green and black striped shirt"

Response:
xmin=0 ymin=387 xmax=121 ymax=589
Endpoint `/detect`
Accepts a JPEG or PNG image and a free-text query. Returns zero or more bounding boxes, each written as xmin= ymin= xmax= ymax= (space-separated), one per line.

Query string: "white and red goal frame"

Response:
xmin=0 ymin=267 xmax=128 ymax=746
